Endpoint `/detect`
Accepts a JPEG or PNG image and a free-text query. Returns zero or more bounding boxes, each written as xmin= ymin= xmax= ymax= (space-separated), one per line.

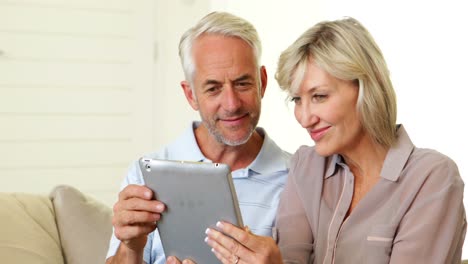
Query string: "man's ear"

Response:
xmin=260 ymin=66 xmax=267 ymax=98
xmin=181 ymin=81 xmax=199 ymax=111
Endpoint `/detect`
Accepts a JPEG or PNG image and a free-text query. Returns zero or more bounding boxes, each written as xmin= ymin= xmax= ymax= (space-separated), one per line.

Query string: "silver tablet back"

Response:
xmin=139 ymin=158 xmax=243 ymax=264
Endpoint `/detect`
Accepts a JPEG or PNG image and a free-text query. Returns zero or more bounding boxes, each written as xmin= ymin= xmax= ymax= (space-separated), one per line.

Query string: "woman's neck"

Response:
xmin=341 ymin=134 xmax=389 ymax=179
xmin=341 ymin=133 xmax=389 ymax=215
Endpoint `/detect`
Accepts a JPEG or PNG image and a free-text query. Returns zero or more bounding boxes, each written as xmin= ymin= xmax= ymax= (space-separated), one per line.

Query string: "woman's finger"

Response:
xmin=216 ymin=221 xmax=265 ymax=252
xmin=214 ymin=221 xmax=283 ymax=262
xmin=205 ymin=227 xmax=256 ymax=263
xmin=212 ymin=248 xmax=241 ymax=264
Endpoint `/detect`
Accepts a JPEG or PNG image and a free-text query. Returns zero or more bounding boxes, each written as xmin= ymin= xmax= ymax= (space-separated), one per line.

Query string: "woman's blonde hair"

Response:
xmin=275 ymin=17 xmax=397 ymax=147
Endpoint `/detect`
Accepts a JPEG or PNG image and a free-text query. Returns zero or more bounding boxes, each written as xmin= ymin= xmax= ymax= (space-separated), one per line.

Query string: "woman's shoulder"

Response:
xmin=406 ymin=147 xmax=462 ymax=186
xmin=289 ymin=145 xmax=329 ymax=181
xmin=291 ymin=145 xmax=320 ymax=166
xmin=410 ymin=147 xmax=458 ymax=171
xmin=294 ymin=145 xmax=321 ymax=158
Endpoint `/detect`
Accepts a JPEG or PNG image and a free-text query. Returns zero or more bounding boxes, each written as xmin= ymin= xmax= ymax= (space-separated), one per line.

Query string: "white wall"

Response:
xmin=151 ymin=0 xmax=210 ymax=150
xmin=0 ymin=0 xmax=155 ymax=206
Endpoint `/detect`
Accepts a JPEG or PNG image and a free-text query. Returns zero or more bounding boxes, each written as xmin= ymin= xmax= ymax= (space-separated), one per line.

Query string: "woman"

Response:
xmin=173 ymin=17 xmax=466 ymax=264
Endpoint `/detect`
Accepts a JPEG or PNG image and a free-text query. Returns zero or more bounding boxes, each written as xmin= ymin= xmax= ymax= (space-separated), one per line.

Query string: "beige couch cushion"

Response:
xmin=0 ymin=192 xmax=64 ymax=264
xmin=50 ymin=185 xmax=112 ymax=264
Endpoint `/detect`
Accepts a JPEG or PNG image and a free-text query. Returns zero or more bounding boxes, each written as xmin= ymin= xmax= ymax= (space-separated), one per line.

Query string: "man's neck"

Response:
xmin=194 ymin=125 xmax=264 ymax=171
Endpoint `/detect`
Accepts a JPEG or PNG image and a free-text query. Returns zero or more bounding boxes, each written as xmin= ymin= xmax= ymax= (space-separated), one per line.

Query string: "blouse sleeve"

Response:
xmin=389 ymin=156 xmax=466 ymax=263
xmin=276 ymin=146 xmax=325 ymax=264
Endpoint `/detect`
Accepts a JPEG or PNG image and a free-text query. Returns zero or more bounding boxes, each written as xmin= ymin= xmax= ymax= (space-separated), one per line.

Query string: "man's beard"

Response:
xmin=202 ymin=111 xmax=259 ymax=146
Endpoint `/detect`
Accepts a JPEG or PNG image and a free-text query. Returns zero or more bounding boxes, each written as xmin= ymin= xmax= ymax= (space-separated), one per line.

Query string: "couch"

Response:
xmin=2 ymin=185 xmax=467 ymax=264
xmin=0 ymin=185 xmax=113 ymax=264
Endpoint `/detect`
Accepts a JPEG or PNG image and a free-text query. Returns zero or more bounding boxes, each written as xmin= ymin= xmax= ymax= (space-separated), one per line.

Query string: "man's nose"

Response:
xmin=222 ymin=86 xmax=242 ymax=111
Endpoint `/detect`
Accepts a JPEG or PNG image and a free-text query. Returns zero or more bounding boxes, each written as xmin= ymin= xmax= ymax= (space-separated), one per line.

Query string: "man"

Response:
xmin=106 ymin=11 xmax=290 ymax=264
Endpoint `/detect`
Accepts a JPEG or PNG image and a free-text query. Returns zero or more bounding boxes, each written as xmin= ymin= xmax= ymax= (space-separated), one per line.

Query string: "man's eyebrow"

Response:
xmin=202 ymin=74 xmax=254 ymax=87
xmin=203 ymin=79 xmax=222 ymax=86
xmin=233 ymin=74 xmax=254 ymax=82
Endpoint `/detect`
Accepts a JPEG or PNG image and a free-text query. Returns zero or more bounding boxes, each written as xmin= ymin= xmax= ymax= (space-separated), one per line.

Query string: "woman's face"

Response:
xmin=292 ymin=61 xmax=364 ymax=157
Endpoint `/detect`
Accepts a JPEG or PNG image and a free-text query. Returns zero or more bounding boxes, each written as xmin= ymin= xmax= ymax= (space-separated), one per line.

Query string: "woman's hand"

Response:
xmin=205 ymin=221 xmax=284 ymax=264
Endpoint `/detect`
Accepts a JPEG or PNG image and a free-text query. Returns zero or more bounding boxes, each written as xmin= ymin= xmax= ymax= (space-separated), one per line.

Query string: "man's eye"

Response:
xmin=206 ymin=87 xmax=220 ymax=93
xmin=235 ymin=82 xmax=252 ymax=89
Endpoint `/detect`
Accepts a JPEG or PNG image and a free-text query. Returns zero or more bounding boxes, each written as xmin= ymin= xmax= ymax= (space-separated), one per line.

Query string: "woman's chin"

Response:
xmin=314 ymin=144 xmax=335 ymax=157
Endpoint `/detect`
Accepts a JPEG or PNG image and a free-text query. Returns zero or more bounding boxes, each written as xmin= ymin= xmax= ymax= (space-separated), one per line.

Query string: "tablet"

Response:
xmin=139 ymin=158 xmax=244 ymax=264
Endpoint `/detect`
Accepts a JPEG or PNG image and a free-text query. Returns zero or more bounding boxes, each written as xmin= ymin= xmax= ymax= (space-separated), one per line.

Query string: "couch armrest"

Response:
xmin=0 ymin=192 xmax=64 ymax=264
xmin=50 ymin=185 xmax=112 ymax=264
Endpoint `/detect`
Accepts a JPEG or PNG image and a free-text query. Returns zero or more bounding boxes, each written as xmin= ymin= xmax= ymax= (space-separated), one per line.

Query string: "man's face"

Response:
xmin=184 ymin=34 xmax=266 ymax=146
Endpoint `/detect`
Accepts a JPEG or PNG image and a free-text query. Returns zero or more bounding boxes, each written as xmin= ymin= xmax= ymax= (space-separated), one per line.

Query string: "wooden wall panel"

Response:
xmin=0 ymin=34 xmax=133 ymax=62
xmin=0 ymin=89 xmax=132 ymax=113
xmin=1 ymin=115 xmax=132 ymax=140
xmin=0 ymin=0 xmax=154 ymax=206
xmin=0 ymin=3 xmax=132 ymax=37
xmin=0 ymin=61 xmax=131 ymax=87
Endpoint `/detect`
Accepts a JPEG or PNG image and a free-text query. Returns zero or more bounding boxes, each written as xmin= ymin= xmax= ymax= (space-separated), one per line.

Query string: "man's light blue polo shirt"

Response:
xmin=107 ymin=122 xmax=290 ymax=264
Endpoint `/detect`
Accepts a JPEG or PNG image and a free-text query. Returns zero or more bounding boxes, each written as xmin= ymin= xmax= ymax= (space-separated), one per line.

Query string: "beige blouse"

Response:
xmin=276 ymin=125 xmax=466 ymax=264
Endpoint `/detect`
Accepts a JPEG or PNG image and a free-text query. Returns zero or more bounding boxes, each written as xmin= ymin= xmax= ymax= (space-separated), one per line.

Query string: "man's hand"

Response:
xmin=112 ymin=184 xmax=166 ymax=252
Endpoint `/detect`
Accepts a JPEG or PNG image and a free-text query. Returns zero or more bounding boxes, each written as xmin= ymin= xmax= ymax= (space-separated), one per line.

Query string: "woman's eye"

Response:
xmin=312 ymin=94 xmax=327 ymax=102
xmin=290 ymin=97 xmax=301 ymax=104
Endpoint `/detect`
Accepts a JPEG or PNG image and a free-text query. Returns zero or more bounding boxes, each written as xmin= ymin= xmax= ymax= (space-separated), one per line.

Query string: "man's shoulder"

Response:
xmin=144 ymin=122 xmax=202 ymax=160
xmin=251 ymin=129 xmax=292 ymax=173
xmin=257 ymin=128 xmax=289 ymax=157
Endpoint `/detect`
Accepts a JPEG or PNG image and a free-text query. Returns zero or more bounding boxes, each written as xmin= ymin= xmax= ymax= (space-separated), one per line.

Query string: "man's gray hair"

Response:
xmin=178 ymin=11 xmax=262 ymax=85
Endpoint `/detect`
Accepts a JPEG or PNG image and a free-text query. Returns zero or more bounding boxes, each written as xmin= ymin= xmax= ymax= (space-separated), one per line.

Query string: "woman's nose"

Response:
xmin=295 ymin=103 xmax=319 ymax=128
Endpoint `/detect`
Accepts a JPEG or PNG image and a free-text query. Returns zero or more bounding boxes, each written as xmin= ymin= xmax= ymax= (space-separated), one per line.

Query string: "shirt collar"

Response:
xmin=165 ymin=121 xmax=206 ymax=162
xmin=380 ymin=124 xmax=414 ymax=181
xmin=169 ymin=122 xmax=289 ymax=178
xmin=324 ymin=124 xmax=414 ymax=182
xmin=325 ymin=154 xmax=340 ymax=179
xmin=246 ymin=127 xmax=290 ymax=176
